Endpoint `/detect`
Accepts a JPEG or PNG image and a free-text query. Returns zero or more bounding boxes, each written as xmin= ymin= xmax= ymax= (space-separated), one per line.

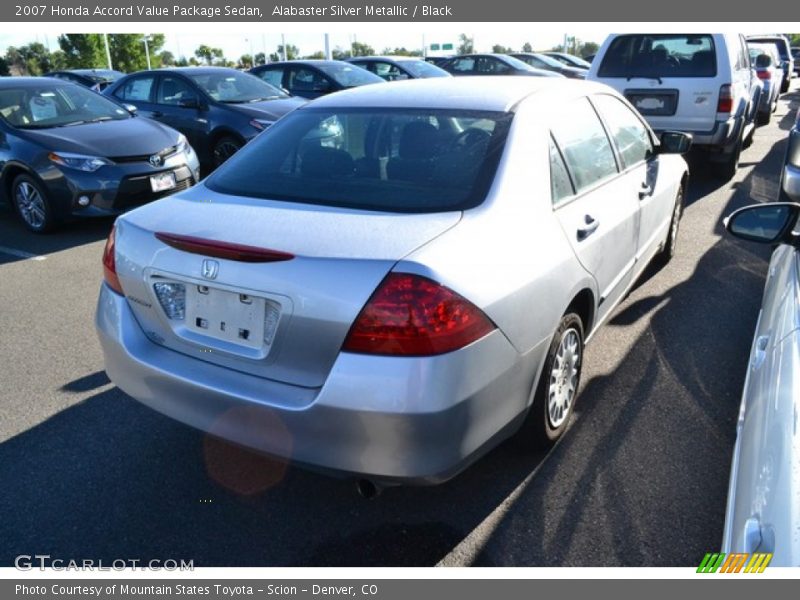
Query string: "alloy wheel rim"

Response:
xmin=548 ymin=328 xmax=580 ymax=428
xmin=15 ymin=182 xmax=46 ymax=229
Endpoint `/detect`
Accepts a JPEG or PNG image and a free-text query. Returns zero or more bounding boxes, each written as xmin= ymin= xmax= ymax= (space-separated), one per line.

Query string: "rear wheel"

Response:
xmin=12 ymin=174 xmax=55 ymax=233
xmin=519 ymin=313 xmax=585 ymax=448
xmin=757 ymin=108 xmax=771 ymax=126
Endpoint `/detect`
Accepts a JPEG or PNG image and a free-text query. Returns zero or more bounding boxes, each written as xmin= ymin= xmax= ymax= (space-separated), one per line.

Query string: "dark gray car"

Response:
xmin=0 ymin=78 xmax=200 ymax=233
xmin=346 ymin=56 xmax=451 ymax=80
xmin=249 ymin=60 xmax=384 ymax=99
xmin=104 ymin=67 xmax=307 ymax=170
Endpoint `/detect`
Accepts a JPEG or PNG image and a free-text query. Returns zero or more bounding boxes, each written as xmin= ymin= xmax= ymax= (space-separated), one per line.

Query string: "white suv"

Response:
xmin=588 ymin=33 xmax=761 ymax=179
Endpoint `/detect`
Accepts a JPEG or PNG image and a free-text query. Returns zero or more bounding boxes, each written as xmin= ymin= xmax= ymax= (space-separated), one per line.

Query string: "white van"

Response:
xmin=588 ymin=34 xmax=761 ymax=179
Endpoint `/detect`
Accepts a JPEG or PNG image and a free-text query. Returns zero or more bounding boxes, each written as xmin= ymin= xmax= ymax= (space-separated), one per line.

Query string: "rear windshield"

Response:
xmin=748 ymin=37 xmax=790 ymax=60
xmin=206 ymin=107 xmax=513 ymax=213
xmin=598 ymin=34 xmax=717 ymax=78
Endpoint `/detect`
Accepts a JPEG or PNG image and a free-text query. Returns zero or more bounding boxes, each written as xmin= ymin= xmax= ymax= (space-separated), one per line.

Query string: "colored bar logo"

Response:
xmin=697 ymin=552 xmax=772 ymax=573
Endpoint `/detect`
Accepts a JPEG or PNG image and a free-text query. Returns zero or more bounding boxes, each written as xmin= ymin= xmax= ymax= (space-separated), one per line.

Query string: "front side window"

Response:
xmin=450 ymin=57 xmax=475 ymax=73
xmin=207 ymin=107 xmax=513 ymax=213
xmin=476 ymin=57 xmax=510 ymax=74
xmin=157 ymin=76 xmax=197 ymax=106
xmin=598 ymin=34 xmax=717 ymax=78
xmin=188 ymin=70 xmax=287 ymax=103
xmin=551 ymin=97 xmax=618 ymax=193
xmin=287 ymin=67 xmax=330 ymax=93
xmin=370 ymin=62 xmax=410 ymax=81
xmin=255 ymin=68 xmax=284 ymax=89
xmin=592 ymin=94 xmax=653 ymax=169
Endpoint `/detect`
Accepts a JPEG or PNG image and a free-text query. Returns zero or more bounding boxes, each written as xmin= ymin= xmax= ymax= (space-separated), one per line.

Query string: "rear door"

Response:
xmin=550 ymin=97 xmax=639 ymax=321
xmin=111 ymin=73 xmax=159 ymax=117
xmin=593 ymin=34 xmax=722 ymax=133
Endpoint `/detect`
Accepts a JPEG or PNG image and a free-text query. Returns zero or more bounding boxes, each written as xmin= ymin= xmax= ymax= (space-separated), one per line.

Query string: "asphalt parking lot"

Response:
xmin=0 ymin=81 xmax=798 ymax=567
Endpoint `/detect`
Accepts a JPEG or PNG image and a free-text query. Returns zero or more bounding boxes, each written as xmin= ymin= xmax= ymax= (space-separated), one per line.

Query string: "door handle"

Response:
xmin=639 ymin=182 xmax=653 ymax=199
xmin=577 ymin=215 xmax=600 ymax=240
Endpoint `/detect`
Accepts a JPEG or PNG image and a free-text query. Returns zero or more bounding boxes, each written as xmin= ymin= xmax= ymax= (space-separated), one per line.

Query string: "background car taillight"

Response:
xmin=717 ymin=84 xmax=733 ymax=113
xmin=102 ymin=226 xmax=124 ymax=295
xmin=757 ymin=70 xmax=771 ymax=80
xmin=342 ymin=273 xmax=495 ymax=356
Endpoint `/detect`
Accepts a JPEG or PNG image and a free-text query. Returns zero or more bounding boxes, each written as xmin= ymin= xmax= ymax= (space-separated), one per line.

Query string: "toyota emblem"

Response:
xmin=149 ymin=154 xmax=163 ymax=167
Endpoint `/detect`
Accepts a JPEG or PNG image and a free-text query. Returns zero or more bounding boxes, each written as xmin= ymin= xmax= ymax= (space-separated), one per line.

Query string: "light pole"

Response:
xmin=142 ymin=35 xmax=152 ymax=70
xmin=103 ymin=33 xmax=113 ymax=70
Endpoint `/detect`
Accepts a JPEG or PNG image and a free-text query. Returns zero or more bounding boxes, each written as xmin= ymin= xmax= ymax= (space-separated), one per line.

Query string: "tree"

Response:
xmin=383 ymin=47 xmax=421 ymax=57
xmin=174 ymin=56 xmax=189 ymax=67
xmin=5 ymin=43 xmax=56 ymax=75
xmin=0 ymin=56 xmax=9 ymax=76
xmin=159 ymin=50 xmax=175 ymax=66
xmin=195 ymin=44 xmax=224 ymax=65
xmin=58 ymin=34 xmax=106 ymax=69
xmin=109 ymin=34 xmax=165 ymax=72
xmin=331 ymin=46 xmax=351 ymax=60
xmin=254 ymin=52 xmax=266 ymax=65
xmin=303 ymin=51 xmax=325 ymax=59
xmin=351 ymin=41 xmax=375 ymax=57
xmin=239 ymin=54 xmax=253 ymax=69
xmin=457 ymin=34 xmax=474 ymax=55
xmin=492 ymin=44 xmax=514 ymax=54
xmin=522 ymin=42 xmax=533 ymax=53
xmin=579 ymin=42 xmax=599 ymax=59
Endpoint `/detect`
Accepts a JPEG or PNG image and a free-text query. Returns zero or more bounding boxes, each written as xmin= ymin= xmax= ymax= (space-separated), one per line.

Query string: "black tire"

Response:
xmin=519 ymin=313 xmax=585 ymax=448
xmin=212 ymin=136 xmax=243 ymax=168
xmin=11 ymin=174 xmax=56 ymax=233
xmin=712 ymin=132 xmax=742 ymax=180
xmin=781 ymin=78 xmax=789 ymax=94
xmin=654 ymin=184 xmax=684 ymax=269
xmin=757 ymin=109 xmax=771 ymax=126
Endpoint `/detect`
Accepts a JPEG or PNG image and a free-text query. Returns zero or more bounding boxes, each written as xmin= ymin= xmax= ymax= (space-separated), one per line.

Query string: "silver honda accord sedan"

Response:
xmin=95 ymin=77 xmax=690 ymax=486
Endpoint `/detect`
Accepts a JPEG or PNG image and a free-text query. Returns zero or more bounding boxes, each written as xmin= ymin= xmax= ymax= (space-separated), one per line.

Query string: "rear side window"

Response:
xmin=114 ymin=76 xmax=155 ymax=102
xmin=256 ymin=68 xmax=284 ymax=88
xmin=598 ymin=34 xmax=717 ymax=78
xmin=748 ymin=38 xmax=790 ymax=60
xmin=551 ymin=98 xmax=618 ymax=194
xmin=206 ymin=107 xmax=513 ymax=213
xmin=592 ymin=94 xmax=653 ymax=168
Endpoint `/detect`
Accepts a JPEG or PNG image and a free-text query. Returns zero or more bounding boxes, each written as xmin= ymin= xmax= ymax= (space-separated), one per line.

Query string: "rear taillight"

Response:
xmin=342 ymin=273 xmax=495 ymax=356
xmin=717 ymin=84 xmax=733 ymax=113
xmin=757 ymin=70 xmax=771 ymax=80
xmin=102 ymin=226 xmax=124 ymax=295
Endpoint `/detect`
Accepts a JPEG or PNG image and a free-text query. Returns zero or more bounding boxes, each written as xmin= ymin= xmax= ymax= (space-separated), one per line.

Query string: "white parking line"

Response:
xmin=0 ymin=246 xmax=46 ymax=261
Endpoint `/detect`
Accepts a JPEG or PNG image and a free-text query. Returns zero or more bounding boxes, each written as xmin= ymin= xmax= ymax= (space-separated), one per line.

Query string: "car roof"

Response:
xmin=303 ymin=76 xmax=606 ymax=112
xmin=0 ymin=77 xmax=76 ymax=88
xmin=350 ymin=56 xmax=423 ymax=61
xmin=256 ymin=60 xmax=347 ymax=68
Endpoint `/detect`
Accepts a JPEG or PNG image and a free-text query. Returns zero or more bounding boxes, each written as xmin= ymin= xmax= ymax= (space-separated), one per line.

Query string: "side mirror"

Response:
xmin=658 ymin=131 xmax=692 ymax=154
xmin=724 ymin=202 xmax=800 ymax=244
xmin=755 ymin=54 xmax=772 ymax=69
xmin=123 ymin=103 xmax=138 ymax=115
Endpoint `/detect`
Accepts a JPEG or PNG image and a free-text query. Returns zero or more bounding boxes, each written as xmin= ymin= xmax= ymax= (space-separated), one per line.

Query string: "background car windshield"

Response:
xmin=207 ymin=107 xmax=512 ymax=213
xmin=398 ymin=60 xmax=450 ymax=78
xmin=0 ymin=84 xmax=130 ymax=129
xmin=598 ymin=34 xmax=717 ymax=78
xmin=523 ymin=54 xmax=566 ymax=69
xmin=315 ymin=63 xmax=384 ymax=87
xmin=500 ymin=55 xmax=538 ymax=71
xmin=188 ymin=71 xmax=288 ymax=102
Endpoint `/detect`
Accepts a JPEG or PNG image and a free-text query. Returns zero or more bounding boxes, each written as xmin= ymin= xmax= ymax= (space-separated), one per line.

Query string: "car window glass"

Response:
xmin=288 ymin=67 xmax=329 ymax=92
xmin=372 ymin=62 xmax=410 ymax=81
xmin=549 ymin=137 xmax=574 ymax=204
xmin=114 ymin=76 xmax=155 ymax=102
xmin=551 ymin=97 xmax=619 ymax=193
xmin=450 ymin=57 xmax=475 ymax=73
xmin=257 ymin=68 xmax=284 ymax=88
xmin=599 ymin=34 xmax=717 ymax=78
xmin=157 ymin=76 xmax=197 ymax=106
xmin=207 ymin=107 xmax=513 ymax=213
xmin=592 ymin=94 xmax=653 ymax=168
xmin=476 ymin=58 xmax=510 ymax=74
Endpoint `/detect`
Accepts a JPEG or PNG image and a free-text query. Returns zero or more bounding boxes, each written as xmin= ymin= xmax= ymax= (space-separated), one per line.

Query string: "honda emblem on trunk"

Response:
xmin=201 ymin=259 xmax=219 ymax=280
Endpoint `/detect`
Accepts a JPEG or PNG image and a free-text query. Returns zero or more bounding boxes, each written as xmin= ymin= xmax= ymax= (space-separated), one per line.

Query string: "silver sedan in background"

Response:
xmin=96 ymin=78 xmax=690 ymax=489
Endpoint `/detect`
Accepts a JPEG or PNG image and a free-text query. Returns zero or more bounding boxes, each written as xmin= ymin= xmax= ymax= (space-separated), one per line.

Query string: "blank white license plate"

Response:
xmin=185 ymin=285 xmax=269 ymax=351
xmin=150 ymin=171 xmax=177 ymax=193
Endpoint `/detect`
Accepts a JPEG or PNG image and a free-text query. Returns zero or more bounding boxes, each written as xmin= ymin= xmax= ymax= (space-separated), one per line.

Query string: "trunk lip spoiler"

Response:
xmin=154 ymin=232 xmax=294 ymax=263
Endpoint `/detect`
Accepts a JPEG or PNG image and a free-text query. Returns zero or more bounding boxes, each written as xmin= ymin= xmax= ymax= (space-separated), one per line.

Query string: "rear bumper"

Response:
xmin=654 ymin=116 xmax=740 ymax=150
xmin=95 ymin=283 xmax=544 ymax=484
